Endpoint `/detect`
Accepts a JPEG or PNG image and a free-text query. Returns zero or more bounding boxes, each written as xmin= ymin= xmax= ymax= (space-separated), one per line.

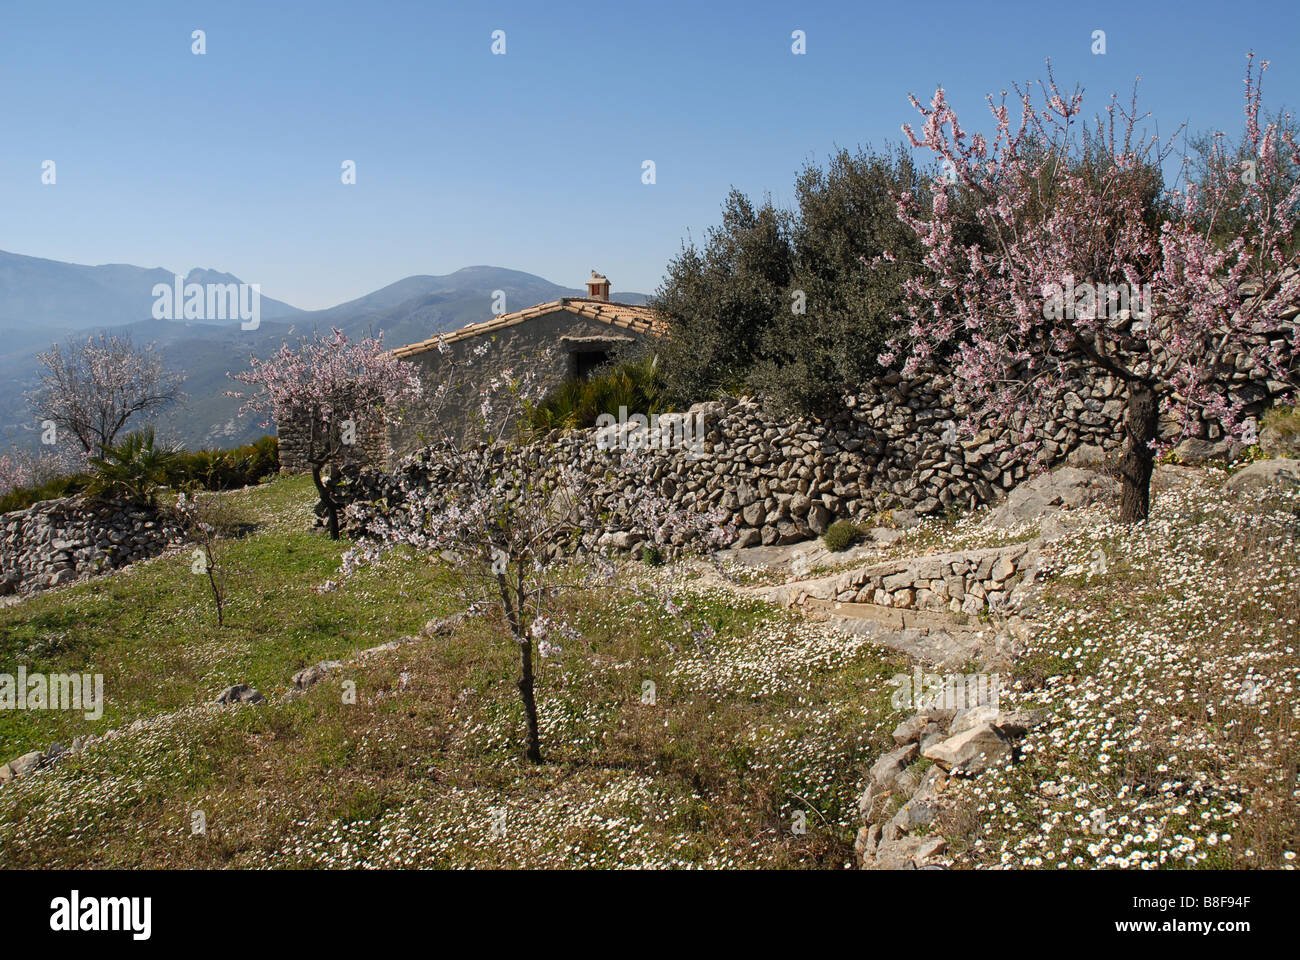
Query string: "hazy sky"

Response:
xmin=2 ymin=0 xmax=1296 ymax=309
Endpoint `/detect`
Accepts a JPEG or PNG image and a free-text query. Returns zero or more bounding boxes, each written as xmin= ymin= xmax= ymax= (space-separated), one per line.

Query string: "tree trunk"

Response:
xmin=516 ymin=636 xmax=544 ymax=764
xmin=497 ymin=573 xmax=544 ymax=764
xmin=1118 ymin=382 xmax=1158 ymax=523
xmin=311 ymin=463 xmax=340 ymax=540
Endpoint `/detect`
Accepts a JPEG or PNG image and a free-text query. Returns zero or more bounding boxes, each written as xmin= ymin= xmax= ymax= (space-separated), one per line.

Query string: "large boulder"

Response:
xmin=1224 ymin=458 xmax=1300 ymax=495
xmin=986 ymin=466 xmax=1117 ymax=528
xmin=922 ymin=724 xmax=1012 ymax=776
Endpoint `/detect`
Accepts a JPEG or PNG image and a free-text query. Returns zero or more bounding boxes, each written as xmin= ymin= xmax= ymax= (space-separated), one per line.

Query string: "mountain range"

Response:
xmin=0 ymin=250 xmax=649 ymax=451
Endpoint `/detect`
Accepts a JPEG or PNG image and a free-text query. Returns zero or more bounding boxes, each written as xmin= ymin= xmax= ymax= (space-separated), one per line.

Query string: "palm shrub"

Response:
xmin=527 ymin=355 xmax=667 ymax=432
xmin=87 ymin=428 xmax=181 ymax=504
xmin=166 ymin=435 xmax=279 ymax=490
xmin=0 ymin=435 xmax=278 ymax=514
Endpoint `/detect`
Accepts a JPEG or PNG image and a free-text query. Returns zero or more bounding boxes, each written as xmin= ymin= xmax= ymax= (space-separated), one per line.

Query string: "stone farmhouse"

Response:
xmin=277 ymin=272 xmax=665 ymax=472
xmin=383 ymin=272 xmax=666 ymax=460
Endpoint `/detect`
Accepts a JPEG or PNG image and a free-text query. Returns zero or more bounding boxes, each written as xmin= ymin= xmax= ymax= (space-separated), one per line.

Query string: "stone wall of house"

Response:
xmin=385 ymin=311 xmax=649 ymax=462
xmin=276 ymin=407 xmax=387 ymax=475
xmin=336 ymin=341 xmax=1297 ymax=552
xmin=275 ymin=311 xmax=654 ymax=473
xmin=0 ymin=497 xmax=180 ymax=595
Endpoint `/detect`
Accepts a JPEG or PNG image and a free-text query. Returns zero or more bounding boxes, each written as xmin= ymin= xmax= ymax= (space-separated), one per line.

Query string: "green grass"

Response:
xmin=0 ymin=475 xmax=458 ymax=760
xmin=0 ymin=473 xmax=908 ymax=868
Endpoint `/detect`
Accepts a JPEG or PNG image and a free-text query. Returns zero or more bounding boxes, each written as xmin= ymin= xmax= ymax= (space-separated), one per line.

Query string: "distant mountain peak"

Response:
xmin=0 ymin=250 xmax=651 ymax=451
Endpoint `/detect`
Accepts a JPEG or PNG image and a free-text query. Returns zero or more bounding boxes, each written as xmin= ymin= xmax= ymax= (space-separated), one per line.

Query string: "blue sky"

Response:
xmin=1 ymin=0 xmax=1296 ymax=309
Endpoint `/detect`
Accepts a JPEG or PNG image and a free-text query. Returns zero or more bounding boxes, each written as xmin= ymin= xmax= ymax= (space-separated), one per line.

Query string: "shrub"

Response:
xmin=640 ymin=544 xmax=664 ymax=566
xmin=822 ymin=519 xmax=862 ymax=552
xmin=0 ymin=435 xmax=278 ymax=516
xmin=166 ymin=435 xmax=279 ymax=491
xmin=0 ymin=473 xmax=91 ymax=514
xmin=527 ymin=355 xmax=667 ymax=433
xmin=87 ymin=428 xmax=181 ymax=504
xmin=652 ymin=146 xmax=928 ymax=415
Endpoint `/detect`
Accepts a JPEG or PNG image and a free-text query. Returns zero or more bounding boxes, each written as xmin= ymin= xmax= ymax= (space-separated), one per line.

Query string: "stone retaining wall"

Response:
xmin=337 ymin=349 xmax=1295 ymax=551
xmin=0 ymin=497 xmax=178 ymax=595
xmin=812 ymin=542 xmax=1036 ymax=617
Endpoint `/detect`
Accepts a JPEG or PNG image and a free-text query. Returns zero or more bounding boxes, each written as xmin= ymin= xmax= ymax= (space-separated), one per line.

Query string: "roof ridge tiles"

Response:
xmin=390 ymin=298 xmax=666 ymax=358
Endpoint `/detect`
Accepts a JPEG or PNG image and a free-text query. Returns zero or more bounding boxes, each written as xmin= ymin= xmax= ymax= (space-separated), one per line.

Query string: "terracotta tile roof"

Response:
xmin=390 ymin=298 xmax=668 ymax=359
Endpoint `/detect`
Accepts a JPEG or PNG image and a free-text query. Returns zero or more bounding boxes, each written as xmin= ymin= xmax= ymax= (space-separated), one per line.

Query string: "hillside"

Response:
xmin=1 ymin=457 xmax=1295 ymax=869
xmin=0 ymin=256 xmax=649 ymax=451
xmin=0 ymin=251 xmax=304 ymax=333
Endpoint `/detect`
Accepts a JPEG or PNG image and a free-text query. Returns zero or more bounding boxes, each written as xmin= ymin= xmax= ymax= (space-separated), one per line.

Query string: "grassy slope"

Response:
xmin=1 ymin=466 xmax=1296 ymax=869
xmin=0 ymin=475 xmax=906 ymax=868
xmin=0 ymin=477 xmax=458 ymax=759
xmin=940 ymin=467 xmax=1300 ymax=869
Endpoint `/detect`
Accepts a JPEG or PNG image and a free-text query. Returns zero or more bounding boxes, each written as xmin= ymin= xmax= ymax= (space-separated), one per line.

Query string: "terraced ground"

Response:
xmin=0 ymin=464 xmax=1296 ymax=869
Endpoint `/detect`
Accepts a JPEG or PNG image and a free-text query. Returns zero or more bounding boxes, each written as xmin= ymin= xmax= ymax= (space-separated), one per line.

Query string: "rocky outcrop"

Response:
xmin=855 ymin=703 xmax=1049 ymax=869
xmin=0 ymin=497 xmax=180 ymax=596
xmin=1224 ymin=457 xmax=1300 ymax=494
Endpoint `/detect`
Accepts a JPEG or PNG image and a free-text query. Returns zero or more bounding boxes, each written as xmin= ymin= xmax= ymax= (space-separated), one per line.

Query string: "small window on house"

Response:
xmin=573 ymin=350 xmax=608 ymax=380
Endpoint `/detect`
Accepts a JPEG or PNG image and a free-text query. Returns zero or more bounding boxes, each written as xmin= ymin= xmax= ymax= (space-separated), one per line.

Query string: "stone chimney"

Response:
xmin=585 ymin=270 xmax=611 ymax=302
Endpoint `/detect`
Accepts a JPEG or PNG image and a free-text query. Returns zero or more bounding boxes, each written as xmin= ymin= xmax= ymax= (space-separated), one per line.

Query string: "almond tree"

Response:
xmin=227 ymin=328 xmax=420 ymax=539
xmin=883 ymin=55 xmax=1299 ymax=522
xmin=0 ymin=454 xmax=26 ymax=497
xmin=331 ymin=339 xmax=730 ymax=764
xmin=0 ymin=444 xmax=90 ymax=498
xmin=26 ymin=333 xmax=183 ymax=455
xmin=173 ymin=491 xmax=230 ymax=627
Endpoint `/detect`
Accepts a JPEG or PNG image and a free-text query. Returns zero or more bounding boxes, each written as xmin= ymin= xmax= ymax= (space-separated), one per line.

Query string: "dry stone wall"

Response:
xmin=0 ymin=497 xmax=178 ymax=595
xmin=809 ymin=542 xmax=1037 ymax=617
xmin=276 ymin=406 xmax=387 ymax=475
xmin=338 ymin=352 xmax=1295 ymax=551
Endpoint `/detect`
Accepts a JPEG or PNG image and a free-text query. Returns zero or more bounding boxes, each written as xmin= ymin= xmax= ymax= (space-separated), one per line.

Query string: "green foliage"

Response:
xmin=652 ymin=190 xmax=795 ymax=408
xmin=527 ymin=355 xmax=667 ymax=432
xmin=0 ymin=473 xmax=91 ymax=514
xmin=166 ymin=435 xmax=280 ymax=491
xmin=640 ymin=544 xmax=664 ymax=566
xmin=88 ymin=428 xmax=182 ymax=504
xmin=0 ymin=436 xmax=279 ymax=514
xmin=751 ymin=145 xmax=929 ymax=413
xmin=652 ymin=146 xmax=929 ymax=415
xmin=822 ymin=519 xmax=862 ymax=553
